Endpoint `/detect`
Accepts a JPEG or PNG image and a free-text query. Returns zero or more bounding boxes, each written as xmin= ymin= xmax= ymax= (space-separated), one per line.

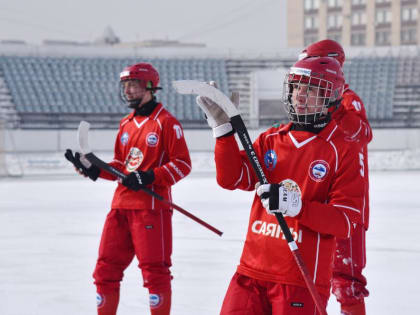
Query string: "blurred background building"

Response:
xmin=288 ymin=0 xmax=420 ymax=47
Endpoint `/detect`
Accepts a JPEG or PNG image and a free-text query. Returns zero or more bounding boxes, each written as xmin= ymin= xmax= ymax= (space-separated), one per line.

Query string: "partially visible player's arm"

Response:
xmin=215 ymin=134 xmax=259 ymax=191
xmin=152 ymin=118 xmax=192 ymax=187
xmin=334 ymin=91 xmax=372 ymax=145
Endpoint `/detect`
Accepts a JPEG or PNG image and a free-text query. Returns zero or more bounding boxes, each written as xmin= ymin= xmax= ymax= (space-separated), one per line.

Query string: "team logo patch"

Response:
xmin=125 ymin=147 xmax=144 ymax=172
xmin=96 ymin=293 xmax=105 ymax=308
xmin=146 ymin=132 xmax=159 ymax=146
xmin=308 ymin=160 xmax=330 ymax=182
xmin=264 ymin=150 xmax=277 ymax=171
xmin=120 ymin=132 xmax=129 ymax=145
xmin=149 ymin=293 xmax=163 ymax=309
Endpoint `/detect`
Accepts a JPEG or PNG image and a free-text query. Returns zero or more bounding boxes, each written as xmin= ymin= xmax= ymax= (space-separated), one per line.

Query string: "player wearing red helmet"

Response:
xmin=198 ymin=56 xmax=364 ymax=314
xmin=302 ymin=40 xmax=372 ymax=315
xmin=65 ymin=62 xmax=191 ymax=315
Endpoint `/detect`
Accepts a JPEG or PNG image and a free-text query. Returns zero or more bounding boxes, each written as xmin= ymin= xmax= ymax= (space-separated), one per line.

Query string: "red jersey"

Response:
xmin=215 ymin=121 xmax=364 ymax=297
xmin=100 ymin=103 xmax=191 ymax=210
xmin=333 ymin=84 xmax=372 ymax=229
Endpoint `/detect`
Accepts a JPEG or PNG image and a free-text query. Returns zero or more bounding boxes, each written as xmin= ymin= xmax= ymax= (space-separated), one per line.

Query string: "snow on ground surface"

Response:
xmin=0 ymin=170 xmax=419 ymax=315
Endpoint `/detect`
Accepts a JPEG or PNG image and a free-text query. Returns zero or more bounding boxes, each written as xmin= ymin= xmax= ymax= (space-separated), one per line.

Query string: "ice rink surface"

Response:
xmin=1 ymin=170 xmax=419 ymax=315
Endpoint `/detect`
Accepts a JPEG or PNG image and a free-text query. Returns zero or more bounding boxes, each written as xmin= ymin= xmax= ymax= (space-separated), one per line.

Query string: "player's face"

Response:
xmin=122 ymin=80 xmax=147 ymax=101
xmin=291 ymin=83 xmax=325 ymax=114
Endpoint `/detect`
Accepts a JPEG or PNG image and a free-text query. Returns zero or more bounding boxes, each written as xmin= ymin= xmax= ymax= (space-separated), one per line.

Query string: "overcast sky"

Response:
xmin=0 ymin=0 xmax=287 ymax=52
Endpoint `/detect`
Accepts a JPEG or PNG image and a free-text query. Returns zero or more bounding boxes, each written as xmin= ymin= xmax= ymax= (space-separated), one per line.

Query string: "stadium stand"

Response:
xmin=0 ymin=56 xmax=229 ymax=129
xmin=0 ymin=53 xmax=420 ymax=129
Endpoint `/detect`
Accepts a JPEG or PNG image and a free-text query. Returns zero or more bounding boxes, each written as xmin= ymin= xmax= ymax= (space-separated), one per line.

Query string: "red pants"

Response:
xmin=220 ymin=273 xmax=328 ymax=315
xmin=332 ymin=223 xmax=369 ymax=306
xmin=93 ymin=208 xmax=173 ymax=294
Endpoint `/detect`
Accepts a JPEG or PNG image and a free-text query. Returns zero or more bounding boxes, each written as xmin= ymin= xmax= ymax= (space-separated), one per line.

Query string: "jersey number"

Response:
xmin=352 ymin=100 xmax=362 ymax=111
xmin=173 ymin=125 xmax=183 ymax=139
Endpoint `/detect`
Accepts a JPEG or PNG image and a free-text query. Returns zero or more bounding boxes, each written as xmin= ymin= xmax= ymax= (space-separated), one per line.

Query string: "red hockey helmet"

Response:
xmin=119 ymin=62 xmax=160 ymax=90
xmin=300 ymin=39 xmax=345 ymax=66
xmin=282 ymin=56 xmax=345 ymax=125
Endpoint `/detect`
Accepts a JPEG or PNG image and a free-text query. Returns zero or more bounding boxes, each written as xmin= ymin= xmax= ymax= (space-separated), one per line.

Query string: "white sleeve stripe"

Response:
xmin=153 ymin=106 xmax=164 ymax=120
xmin=313 ymin=233 xmax=320 ymax=283
xmin=326 ymin=125 xmax=338 ymax=142
xmin=163 ymin=165 xmax=176 ymax=184
xmin=333 ymin=204 xmax=361 ymax=213
xmin=175 ymin=158 xmax=192 ymax=171
xmin=158 ymin=152 xmax=165 ymax=166
xmin=343 ymin=212 xmax=351 ymax=238
xmin=234 ymin=168 xmax=244 ymax=187
xmin=329 ymin=140 xmax=338 ymax=172
xmin=156 ymin=119 xmax=162 ymax=130
xmin=243 ymin=162 xmax=251 ymax=190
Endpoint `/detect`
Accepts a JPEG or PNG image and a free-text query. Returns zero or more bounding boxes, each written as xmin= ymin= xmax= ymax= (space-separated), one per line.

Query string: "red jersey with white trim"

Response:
xmin=333 ymin=84 xmax=371 ymax=229
xmin=100 ymin=103 xmax=191 ymax=210
xmin=215 ymin=121 xmax=364 ymax=297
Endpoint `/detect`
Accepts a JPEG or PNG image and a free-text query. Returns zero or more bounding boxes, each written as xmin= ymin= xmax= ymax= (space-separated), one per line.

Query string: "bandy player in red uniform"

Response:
xmin=65 ymin=63 xmax=191 ymax=315
xmin=196 ymin=56 xmax=365 ymax=314
xmin=300 ymin=39 xmax=372 ymax=315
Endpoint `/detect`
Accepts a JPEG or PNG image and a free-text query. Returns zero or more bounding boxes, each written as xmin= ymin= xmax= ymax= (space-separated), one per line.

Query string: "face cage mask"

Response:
xmin=281 ymin=74 xmax=333 ymax=125
xmin=119 ymin=79 xmax=154 ymax=109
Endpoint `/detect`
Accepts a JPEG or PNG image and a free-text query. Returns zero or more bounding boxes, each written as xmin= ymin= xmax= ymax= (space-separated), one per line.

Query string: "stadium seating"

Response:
xmin=0 ymin=56 xmax=229 ymax=128
xmin=0 ymin=54 xmax=420 ymax=129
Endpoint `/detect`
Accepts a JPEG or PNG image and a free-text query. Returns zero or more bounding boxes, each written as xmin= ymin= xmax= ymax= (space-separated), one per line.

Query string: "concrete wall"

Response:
xmin=2 ymin=128 xmax=420 ymax=153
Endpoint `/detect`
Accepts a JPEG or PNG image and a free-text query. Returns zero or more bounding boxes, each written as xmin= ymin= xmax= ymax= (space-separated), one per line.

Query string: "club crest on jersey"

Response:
xmin=120 ymin=132 xmax=129 ymax=145
xmin=96 ymin=293 xmax=105 ymax=308
xmin=149 ymin=293 xmax=163 ymax=309
xmin=264 ymin=150 xmax=277 ymax=171
xmin=309 ymin=160 xmax=330 ymax=182
xmin=146 ymin=132 xmax=159 ymax=147
xmin=125 ymin=147 xmax=144 ymax=172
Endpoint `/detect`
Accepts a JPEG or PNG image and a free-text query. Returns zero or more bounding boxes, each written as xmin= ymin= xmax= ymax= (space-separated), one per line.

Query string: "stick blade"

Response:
xmin=77 ymin=120 xmax=92 ymax=154
xmin=172 ymin=80 xmax=240 ymax=118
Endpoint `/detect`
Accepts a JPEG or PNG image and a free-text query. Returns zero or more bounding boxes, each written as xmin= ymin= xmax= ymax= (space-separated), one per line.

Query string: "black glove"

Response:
xmin=64 ymin=149 xmax=100 ymax=181
xmin=121 ymin=170 xmax=155 ymax=191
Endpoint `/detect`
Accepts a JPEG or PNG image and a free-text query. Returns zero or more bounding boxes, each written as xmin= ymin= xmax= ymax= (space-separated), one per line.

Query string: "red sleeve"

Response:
xmin=214 ymin=134 xmax=259 ymax=191
xmin=333 ymin=90 xmax=373 ymax=145
xmin=297 ymin=143 xmax=364 ymax=239
xmin=153 ymin=118 xmax=191 ymax=187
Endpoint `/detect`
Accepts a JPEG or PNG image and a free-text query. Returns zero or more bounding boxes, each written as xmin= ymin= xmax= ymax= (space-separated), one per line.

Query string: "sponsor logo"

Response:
xmin=96 ymin=293 xmax=105 ymax=308
xmin=125 ymin=147 xmax=144 ymax=172
xmin=170 ymin=162 xmax=185 ymax=178
xmin=149 ymin=293 xmax=163 ymax=309
xmin=146 ymin=132 xmax=159 ymax=146
xmin=308 ymin=160 xmax=330 ymax=182
xmin=121 ymin=132 xmax=129 ymax=145
xmin=290 ymin=67 xmax=311 ymax=76
xmin=264 ymin=150 xmax=277 ymax=171
xmin=251 ymin=220 xmax=303 ymax=243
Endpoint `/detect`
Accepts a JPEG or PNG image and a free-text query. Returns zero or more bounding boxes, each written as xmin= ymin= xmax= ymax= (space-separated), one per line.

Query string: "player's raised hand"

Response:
xmin=64 ymin=149 xmax=100 ymax=181
xmin=196 ymin=81 xmax=239 ymax=138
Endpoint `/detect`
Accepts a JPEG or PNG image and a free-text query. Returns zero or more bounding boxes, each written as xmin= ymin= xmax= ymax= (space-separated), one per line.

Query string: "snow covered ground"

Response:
xmin=0 ymin=170 xmax=419 ymax=315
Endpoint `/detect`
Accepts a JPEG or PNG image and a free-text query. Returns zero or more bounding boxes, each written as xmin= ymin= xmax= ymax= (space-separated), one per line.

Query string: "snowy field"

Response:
xmin=0 ymin=170 xmax=419 ymax=315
